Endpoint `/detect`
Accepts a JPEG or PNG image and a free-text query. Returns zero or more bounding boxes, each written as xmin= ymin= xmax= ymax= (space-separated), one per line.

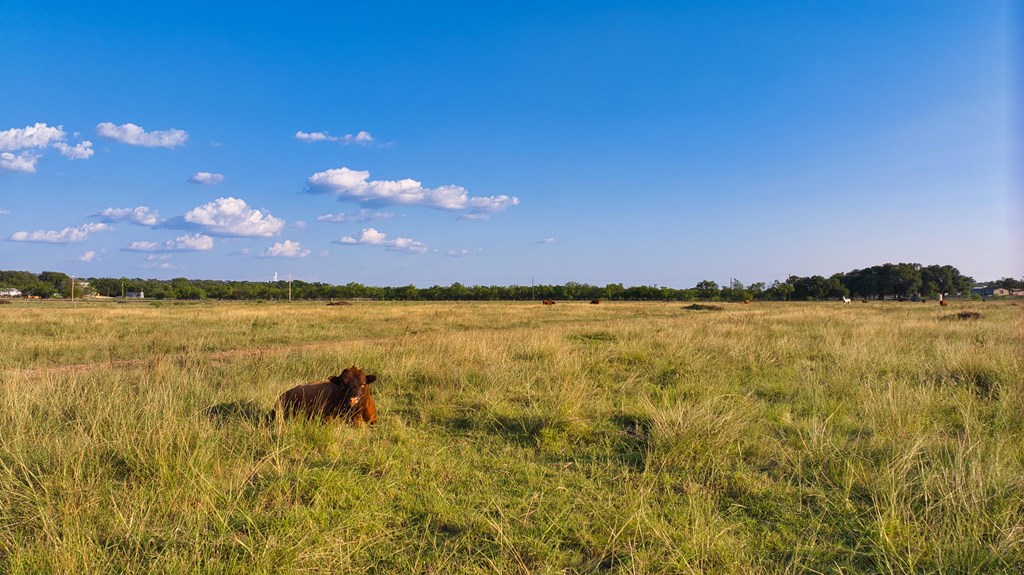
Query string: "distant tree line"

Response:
xmin=0 ymin=263 xmax=995 ymax=302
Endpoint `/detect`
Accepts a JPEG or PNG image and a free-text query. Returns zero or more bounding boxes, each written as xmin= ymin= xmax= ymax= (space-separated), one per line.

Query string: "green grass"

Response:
xmin=1 ymin=300 xmax=1021 ymax=573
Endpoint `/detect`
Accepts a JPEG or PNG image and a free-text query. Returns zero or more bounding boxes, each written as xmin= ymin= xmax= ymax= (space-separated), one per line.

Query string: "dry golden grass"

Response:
xmin=1 ymin=299 xmax=1021 ymax=573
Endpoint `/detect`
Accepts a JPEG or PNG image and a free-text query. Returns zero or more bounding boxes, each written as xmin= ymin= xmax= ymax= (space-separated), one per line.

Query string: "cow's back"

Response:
xmin=278 ymin=381 xmax=345 ymax=418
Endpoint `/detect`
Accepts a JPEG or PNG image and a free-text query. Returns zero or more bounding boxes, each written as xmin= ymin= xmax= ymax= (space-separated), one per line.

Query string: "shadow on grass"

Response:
xmin=205 ymin=400 xmax=270 ymax=426
xmin=610 ymin=414 xmax=651 ymax=472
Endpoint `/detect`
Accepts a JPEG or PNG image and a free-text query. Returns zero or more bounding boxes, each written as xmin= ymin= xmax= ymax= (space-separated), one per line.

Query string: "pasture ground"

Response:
xmin=1 ymin=300 xmax=1022 ymax=574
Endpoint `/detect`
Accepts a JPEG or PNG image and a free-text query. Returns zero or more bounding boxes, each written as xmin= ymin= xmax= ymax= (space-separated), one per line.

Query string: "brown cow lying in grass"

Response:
xmin=269 ymin=365 xmax=378 ymax=425
xmin=542 ymin=299 xmax=556 ymax=305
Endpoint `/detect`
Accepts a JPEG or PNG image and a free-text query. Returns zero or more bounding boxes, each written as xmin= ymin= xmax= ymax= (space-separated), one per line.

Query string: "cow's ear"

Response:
xmin=328 ymin=375 xmax=342 ymax=385
xmin=365 ymin=375 xmax=376 ymax=385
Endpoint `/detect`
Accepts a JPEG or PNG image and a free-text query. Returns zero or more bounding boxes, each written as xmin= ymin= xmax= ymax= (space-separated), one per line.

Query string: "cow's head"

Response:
xmin=329 ymin=365 xmax=376 ymax=409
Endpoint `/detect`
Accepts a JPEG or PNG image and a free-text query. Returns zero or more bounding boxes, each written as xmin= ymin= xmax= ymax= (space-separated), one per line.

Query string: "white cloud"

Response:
xmin=0 ymin=123 xmax=66 ymax=151
xmin=294 ymin=130 xmax=331 ymax=142
xmin=125 ymin=233 xmax=214 ymax=252
xmin=142 ymin=257 xmax=181 ymax=270
xmin=260 ymin=240 xmax=311 ymax=258
xmin=96 ymin=122 xmax=188 ymax=148
xmin=0 ymin=123 xmax=94 ymax=171
xmin=8 ymin=223 xmax=112 ymax=243
xmin=336 ymin=227 xmax=428 ymax=254
xmin=181 ymin=197 xmax=284 ymax=237
xmin=0 ymin=151 xmax=40 ymax=173
xmin=79 ymin=250 xmax=98 ymax=262
xmin=187 ymin=171 xmax=224 ymax=185
xmin=537 ymin=237 xmax=556 ymax=244
xmin=94 ymin=206 xmax=161 ymax=226
xmin=446 ymin=248 xmax=482 ymax=257
xmin=292 ymin=220 xmax=307 ymax=229
xmin=53 ymin=140 xmax=94 ymax=160
xmin=295 ymin=130 xmax=375 ymax=144
xmin=306 ymin=167 xmax=518 ymax=214
xmin=316 ymin=209 xmax=395 ymax=223
xmin=0 ymin=209 xmax=10 ymax=216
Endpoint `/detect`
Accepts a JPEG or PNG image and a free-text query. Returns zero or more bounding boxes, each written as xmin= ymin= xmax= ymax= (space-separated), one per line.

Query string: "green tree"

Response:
xmin=695 ymin=280 xmax=719 ymax=300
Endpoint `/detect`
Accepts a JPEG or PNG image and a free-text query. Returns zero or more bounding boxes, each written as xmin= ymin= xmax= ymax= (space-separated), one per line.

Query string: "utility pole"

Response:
xmin=288 ymin=273 xmax=292 ymax=302
xmin=532 ymin=277 xmax=535 ymax=301
xmin=71 ymin=276 xmax=75 ymax=306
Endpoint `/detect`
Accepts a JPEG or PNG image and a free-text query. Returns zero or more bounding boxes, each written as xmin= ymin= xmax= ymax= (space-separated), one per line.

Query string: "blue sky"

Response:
xmin=1 ymin=2 xmax=1018 ymax=287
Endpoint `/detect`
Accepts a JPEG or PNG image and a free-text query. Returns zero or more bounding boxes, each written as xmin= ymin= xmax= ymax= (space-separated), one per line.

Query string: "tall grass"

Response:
xmin=1 ymin=300 xmax=1021 ymax=573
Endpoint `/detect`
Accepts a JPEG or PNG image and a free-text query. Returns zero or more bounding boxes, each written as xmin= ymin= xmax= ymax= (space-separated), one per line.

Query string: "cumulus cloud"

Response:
xmin=0 ymin=151 xmax=40 ymax=173
xmin=260 ymin=240 xmax=311 ymax=258
xmin=8 ymin=223 xmax=112 ymax=243
xmin=536 ymin=237 xmax=556 ymax=244
xmin=53 ymin=140 xmax=94 ymax=160
xmin=125 ymin=233 xmax=214 ymax=252
xmin=0 ymin=123 xmax=66 ymax=151
xmin=0 ymin=123 xmax=93 ymax=171
xmin=336 ymin=228 xmax=428 ymax=254
xmin=94 ymin=206 xmax=161 ymax=226
xmin=306 ymin=167 xmax=518 ymax=214
xmin=96 ymin=122 xmax=188 ymax=148
xmin=294 ymin=130 xmax=375 ymax=144
xmin=174 ymin=197 xmax=285 ymax=237
xmin=187 ymin=171 xmax=224 ymax=185
xmin=79 ymin=250 xmax=98 ymax=262
xmin=141 ymin=255 xmax=181 ymax=270
xmin=316 ymin=209 xmax=394 ymax=223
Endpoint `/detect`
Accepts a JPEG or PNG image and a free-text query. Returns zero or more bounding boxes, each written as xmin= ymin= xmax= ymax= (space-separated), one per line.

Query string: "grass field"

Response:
xmin=1 ymin=299 xmax=1021 ymax=574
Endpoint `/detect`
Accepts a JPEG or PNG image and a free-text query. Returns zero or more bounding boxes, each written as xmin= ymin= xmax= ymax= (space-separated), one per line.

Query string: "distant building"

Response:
xmin=0 ymin=288 xmax=22 ymax=298
xmin=972 ymin=286 xmax=1009 ymax=298
xmin=125 ymin=291 xmax=145 ymax=299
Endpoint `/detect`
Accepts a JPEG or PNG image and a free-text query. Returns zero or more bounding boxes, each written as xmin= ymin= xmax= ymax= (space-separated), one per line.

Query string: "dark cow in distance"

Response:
xmin=590 ymin=299 xmax=600 ymax=305
xmin=542 ymin=299 xmax=556 ymax=305
xmin=269 ymin=365 xmax=378 ymax=425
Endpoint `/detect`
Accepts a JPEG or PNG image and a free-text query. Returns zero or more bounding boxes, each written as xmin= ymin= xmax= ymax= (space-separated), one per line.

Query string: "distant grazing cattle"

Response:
xmin=590 ymin=299 xmax=600 ymax=305
xmin=842 ymin=296 xmax=851 ymax=304
xmin=940 ymin=299 xmax=948 ymax=307
xmin=743 ymin=299 xmax=750 ymax=304
xmin=861 ymin=300 xmax=869 ymax=303
xmin=542 ymin=299 xmax=555 ymax=305
xmin=270 ymin=365 xmax=377 ymax=425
